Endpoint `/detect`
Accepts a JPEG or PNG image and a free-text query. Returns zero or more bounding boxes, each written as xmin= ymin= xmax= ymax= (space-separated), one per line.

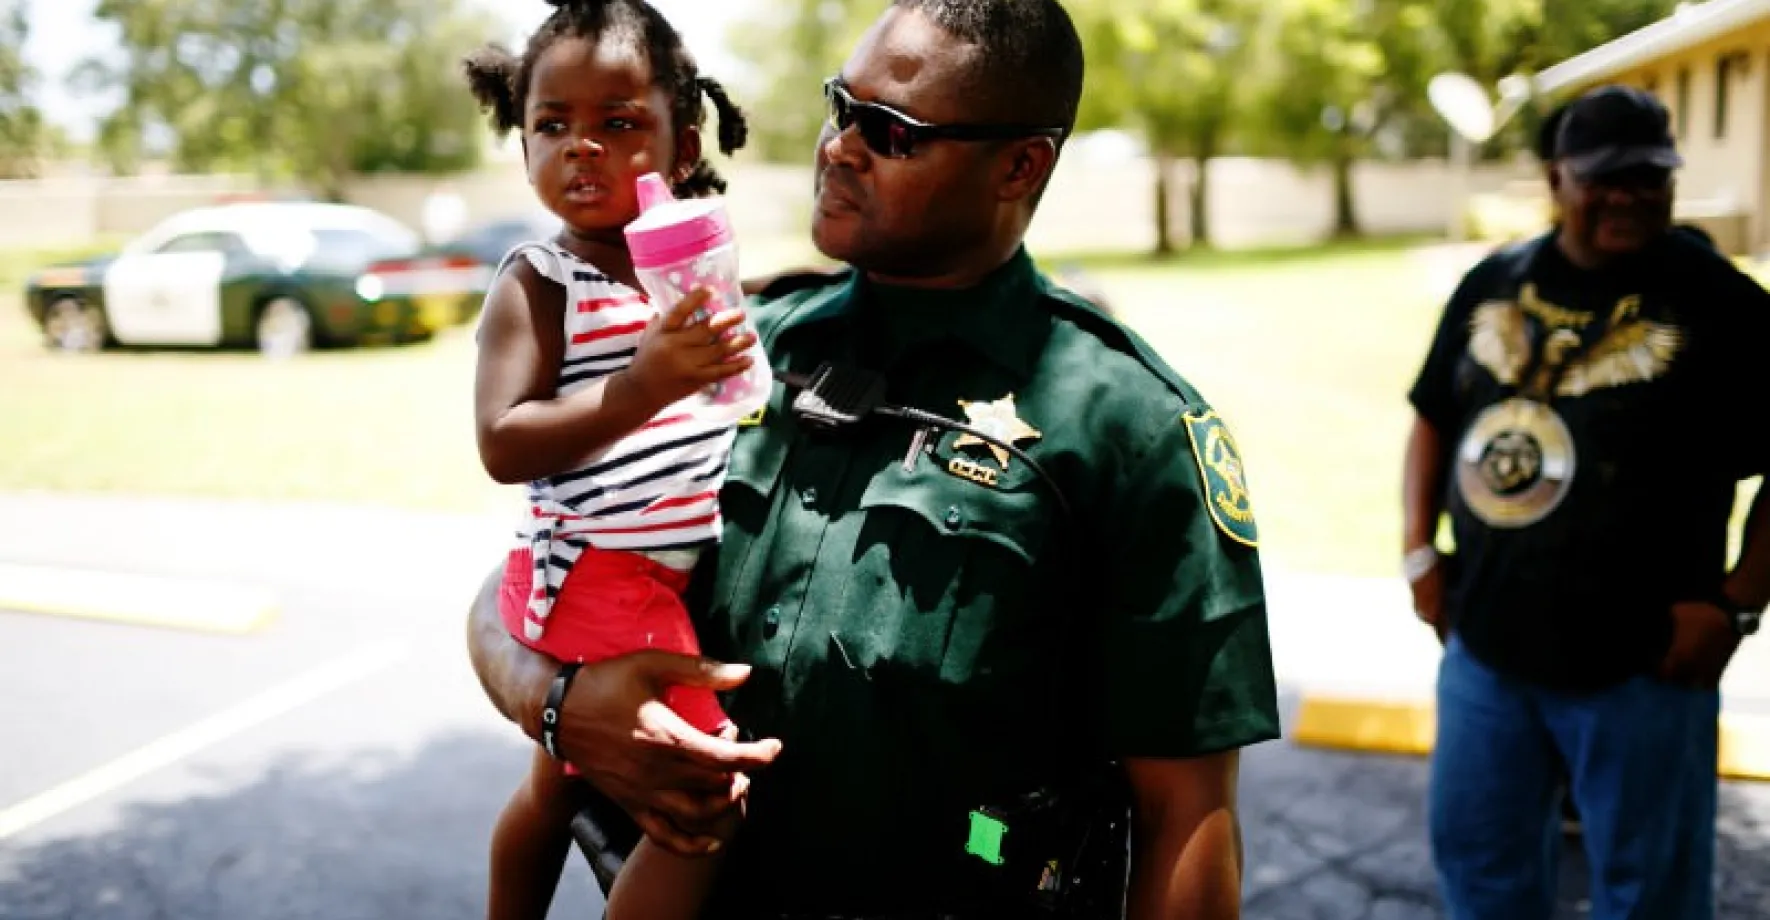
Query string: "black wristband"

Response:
xmin=541 ymin=661 xmax=582 ymax=761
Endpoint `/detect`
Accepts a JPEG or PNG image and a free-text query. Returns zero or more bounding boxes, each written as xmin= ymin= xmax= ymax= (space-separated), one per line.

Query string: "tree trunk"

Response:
xmin=1153 ymin=153 xmax=1174 ymax=256
xmin=1331 ymin=152 xmax=1360 ymax=238
xmin=1189 ymin=156 xmax=1211 ymax=249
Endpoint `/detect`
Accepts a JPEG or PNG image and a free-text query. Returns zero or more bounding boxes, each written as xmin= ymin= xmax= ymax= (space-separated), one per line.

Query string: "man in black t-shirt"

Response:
xmin=1402 ymin=84 xmax=1770 ymax=919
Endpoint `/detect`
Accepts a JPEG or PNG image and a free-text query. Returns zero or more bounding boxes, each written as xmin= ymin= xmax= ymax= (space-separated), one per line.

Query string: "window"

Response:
xmin=311 ymin=227 xmax=419 ymax=264
xmin=1716 ymin=55 xmax=1734 ymax=139
xmin=297 ymin=226 xmax=421 ymax=273
xmin=1715 ymin=51 xmax=1750 ymax=140
xmin=1676 ymin=67 xmax=1691 ymax=138
xmin=154 ymin=232 xmax=244 ymax=255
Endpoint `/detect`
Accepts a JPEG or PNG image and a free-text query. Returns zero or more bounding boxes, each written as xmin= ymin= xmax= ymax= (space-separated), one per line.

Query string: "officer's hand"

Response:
xmin=1409 ymin=560 xmax=1449 ymax=645
xmin=621 ymin=288 xmax=756 ymax=414
xmin=1657 ymin=600 xmax=1740 ymax=688
xmin=556 ymin=650 xmax=782 ymax=856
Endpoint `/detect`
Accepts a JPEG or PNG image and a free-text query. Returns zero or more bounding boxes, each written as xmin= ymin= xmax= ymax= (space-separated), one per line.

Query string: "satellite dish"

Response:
xmin=1429 ymin=72 xmax=1497 ymax=143
xmin=1497 ymin=74 xmax=1534 ymax=104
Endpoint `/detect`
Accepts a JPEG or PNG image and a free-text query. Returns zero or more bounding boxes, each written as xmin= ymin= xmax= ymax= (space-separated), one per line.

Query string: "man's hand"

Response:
xmin=1407 ymin=551 xmax=1449 ymax=644
xmin=556 ymin=651 xmax=782 ymax=855
xmin=1657 ymin=600 xmax=1740 ymax=688
xmin=465 ymin=569 xmax=781 ymax=857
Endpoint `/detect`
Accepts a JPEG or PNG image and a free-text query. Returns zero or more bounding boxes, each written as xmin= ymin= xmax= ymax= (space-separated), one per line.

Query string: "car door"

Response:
xmin=103 ymin=231 xmax=241 ymax=346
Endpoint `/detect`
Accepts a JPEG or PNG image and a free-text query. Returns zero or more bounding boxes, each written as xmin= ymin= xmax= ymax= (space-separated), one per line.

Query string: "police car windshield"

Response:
xmin=310 ymin=226 xmax=421 ymax=269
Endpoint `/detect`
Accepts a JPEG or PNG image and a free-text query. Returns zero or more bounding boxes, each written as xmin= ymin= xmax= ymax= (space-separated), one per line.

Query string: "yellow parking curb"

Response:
xmin=0 ymin=562 xmax=277 ymax=636
xmin=1293 ymin=694 xmax=1770 ymax=781
xmin=1292 ymin=696 xmax=1436 ymax=758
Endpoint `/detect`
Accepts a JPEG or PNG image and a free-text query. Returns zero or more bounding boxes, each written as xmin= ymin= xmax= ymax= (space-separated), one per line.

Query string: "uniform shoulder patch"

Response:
xmin=1183 ymin=410 xmax=1258 ymax=547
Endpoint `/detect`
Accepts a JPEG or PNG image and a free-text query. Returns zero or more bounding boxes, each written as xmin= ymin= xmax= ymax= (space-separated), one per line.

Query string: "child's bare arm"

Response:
xmin=474 ymin=261 xmax=756 ymax=484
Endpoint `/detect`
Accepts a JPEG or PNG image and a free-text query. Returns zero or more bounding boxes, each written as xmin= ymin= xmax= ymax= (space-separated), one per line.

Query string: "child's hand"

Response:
xmin=706 ymin=725 xmax=753 ymax=846
xmin=619 ymin=288 xmax=757 ymax=413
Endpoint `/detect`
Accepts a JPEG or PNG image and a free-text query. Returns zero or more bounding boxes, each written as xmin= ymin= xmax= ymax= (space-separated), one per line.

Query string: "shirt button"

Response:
xmin=944 ymin=506 xmax=964 ymax=530
xmin=801 ymin=487 xmax=819 ymax=507
xmin=763 ymin=605 xmax=782 ymax=638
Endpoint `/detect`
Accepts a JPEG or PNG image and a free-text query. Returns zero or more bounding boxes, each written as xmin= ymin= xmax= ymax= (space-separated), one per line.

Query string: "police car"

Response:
xmin=22 ymin=202 xmax=490 ymax=357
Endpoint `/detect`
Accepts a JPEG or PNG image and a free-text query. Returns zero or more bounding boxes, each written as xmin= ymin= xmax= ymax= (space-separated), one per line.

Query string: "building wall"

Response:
xmin=1601 ymin=19 xmax=1770 ymax=252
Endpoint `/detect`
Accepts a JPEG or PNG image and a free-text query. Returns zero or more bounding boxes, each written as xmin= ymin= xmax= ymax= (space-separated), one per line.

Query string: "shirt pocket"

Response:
xmin=852 ymin=456 xmax=1059 ymax=703
xmin=721 ymin=382 xmax=793 ymax=514
xmin=700 ymin=383 xmax=793 ymax=645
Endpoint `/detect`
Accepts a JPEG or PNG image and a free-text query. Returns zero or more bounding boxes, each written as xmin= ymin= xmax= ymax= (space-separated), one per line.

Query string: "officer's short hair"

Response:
xmin=892 ymin=0 xmax=1085 ymax=145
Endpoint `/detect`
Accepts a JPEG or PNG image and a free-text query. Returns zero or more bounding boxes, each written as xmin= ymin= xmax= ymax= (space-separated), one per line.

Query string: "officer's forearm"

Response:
xmin=1402 ymin=414 xmax=1449 ymax=551
xmin=1127 ymin=808 xmax=1241 ymax=920
xmin=1726 ymin=483 xmax=1770 ymax=610
xmin=466 ymin=563 xmax=552 ymax=740
xmin=1125 ymin=754 xmax=1243 ymax=920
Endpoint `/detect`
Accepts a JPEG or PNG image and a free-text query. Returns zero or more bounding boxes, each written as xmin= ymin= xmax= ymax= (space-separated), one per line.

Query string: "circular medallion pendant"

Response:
xmin=1455 ymin=398 xmax=1576 ymax=529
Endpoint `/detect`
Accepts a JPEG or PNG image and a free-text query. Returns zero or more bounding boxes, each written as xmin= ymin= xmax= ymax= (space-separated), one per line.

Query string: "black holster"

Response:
xmin=569 ymin=789 xmax=641 ymax=899
xmin=562 ymin=768 xmax=1131 ymax=919
xmin=957 ymin=766 xmax=1131 ymax=919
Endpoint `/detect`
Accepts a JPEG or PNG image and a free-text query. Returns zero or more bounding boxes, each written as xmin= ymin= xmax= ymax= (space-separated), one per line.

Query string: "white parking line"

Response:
xmin=0 ymin=562 xmax=277 ymax=635
xmin=0 ymin=639 xmax=411 ymax=841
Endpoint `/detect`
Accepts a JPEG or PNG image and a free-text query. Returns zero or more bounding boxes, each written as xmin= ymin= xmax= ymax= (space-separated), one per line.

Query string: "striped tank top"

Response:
xmin=498 ymin=241 xmax=737 ymax=642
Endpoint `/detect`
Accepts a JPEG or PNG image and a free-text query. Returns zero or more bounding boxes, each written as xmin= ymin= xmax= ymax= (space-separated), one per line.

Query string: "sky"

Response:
xmin=19 ymin=0 xmax=755 ymax=143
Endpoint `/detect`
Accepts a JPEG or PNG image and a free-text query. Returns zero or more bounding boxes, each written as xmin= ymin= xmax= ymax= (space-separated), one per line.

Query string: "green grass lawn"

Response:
xmin=0 ymin=236 xmax=1461 ymax=576
xmin=1084 ymin=239 xmax=1450 ymax=578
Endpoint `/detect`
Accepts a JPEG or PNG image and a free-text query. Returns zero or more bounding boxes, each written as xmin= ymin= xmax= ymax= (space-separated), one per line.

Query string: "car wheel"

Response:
xmin=255 ymin=296 xmax=315 ymax=359
xmin=42 ymin=296 xmax=108 ymax=353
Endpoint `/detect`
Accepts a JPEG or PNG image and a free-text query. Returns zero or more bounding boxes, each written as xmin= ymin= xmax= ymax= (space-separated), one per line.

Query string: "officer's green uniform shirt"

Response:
xmin=690 ymin=248 xmax=1280 ymax=913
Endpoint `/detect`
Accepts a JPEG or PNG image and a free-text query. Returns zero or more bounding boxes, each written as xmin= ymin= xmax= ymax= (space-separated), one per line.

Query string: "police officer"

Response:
xmin=1403 ymin=84 xmax=1770 ymax=919
xmin=466 ymin=1 xmax=1281 ymax=917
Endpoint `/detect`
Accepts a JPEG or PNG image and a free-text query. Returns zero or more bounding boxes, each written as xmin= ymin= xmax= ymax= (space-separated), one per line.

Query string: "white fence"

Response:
xmin=0 ymin=156 xmax=1534 ymax=253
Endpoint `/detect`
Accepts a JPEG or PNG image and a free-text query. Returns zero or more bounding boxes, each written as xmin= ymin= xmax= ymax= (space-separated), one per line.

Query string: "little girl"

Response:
xmin=464 ymin=2 xmax=757 ymax=917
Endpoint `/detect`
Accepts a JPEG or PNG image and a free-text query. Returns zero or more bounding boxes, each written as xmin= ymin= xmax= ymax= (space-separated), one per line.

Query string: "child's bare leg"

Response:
xmin=605 ymin=744 xmax=747 ymax=920
xmin=604 ymin=839 xmax=725 ymax=920
xmin=487 ymin=746 xmax=582 ymax=920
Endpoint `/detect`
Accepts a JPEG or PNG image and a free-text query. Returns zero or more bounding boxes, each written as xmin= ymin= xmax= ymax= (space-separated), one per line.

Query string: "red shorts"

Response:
xmin=499 ymin=545 xmax=731 ymax=738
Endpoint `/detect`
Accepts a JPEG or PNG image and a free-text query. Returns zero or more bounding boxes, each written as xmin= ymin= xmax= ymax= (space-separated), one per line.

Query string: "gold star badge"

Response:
xmin=955 ymin=394 xmax=1041 ymax=470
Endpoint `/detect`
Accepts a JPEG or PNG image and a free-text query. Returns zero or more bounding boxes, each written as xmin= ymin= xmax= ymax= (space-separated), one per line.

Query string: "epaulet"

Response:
xmin=1036 ymin=275 xmax=1198 ymax=407
xmin=748 ymin=266 xmax=854 ymax=301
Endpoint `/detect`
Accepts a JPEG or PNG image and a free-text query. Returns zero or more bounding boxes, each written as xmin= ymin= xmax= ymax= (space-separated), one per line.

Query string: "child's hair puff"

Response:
xmin=462 ymin=0 xmax=749 ymax=197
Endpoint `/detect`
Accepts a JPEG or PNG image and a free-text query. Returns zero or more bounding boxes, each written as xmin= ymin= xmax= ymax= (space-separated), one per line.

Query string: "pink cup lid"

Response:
xmin=624 ymin=173 xmax=733 ymax=268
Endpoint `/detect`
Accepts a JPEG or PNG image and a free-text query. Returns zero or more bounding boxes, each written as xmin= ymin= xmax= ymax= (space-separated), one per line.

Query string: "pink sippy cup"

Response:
xmin=623 ymin=173 xmax=772 ymax=422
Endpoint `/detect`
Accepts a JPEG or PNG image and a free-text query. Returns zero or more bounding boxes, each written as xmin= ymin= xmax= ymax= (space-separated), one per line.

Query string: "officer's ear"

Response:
xmin=996 ymin=137 xmax=1059 ymax=205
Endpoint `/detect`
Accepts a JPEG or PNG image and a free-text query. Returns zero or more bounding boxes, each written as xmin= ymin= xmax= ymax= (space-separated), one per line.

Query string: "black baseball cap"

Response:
xmin=1554 ymin=84 xmax=1683 ymax=179
xmin=1534 ymin=102 xmax=1568 ymax=163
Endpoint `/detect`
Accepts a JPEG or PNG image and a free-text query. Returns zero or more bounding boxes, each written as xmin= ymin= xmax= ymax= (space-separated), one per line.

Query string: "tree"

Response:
xmin=78 ymin=0 xmax=498 ymax=196
xmin=1255 ymin=0 xmax=1448 ymax=237
xmin=726 ymin=0 xmax=885 ymax=163
xmin=1070 ymin=0 xmax=1271 ymax=252
xmin=0 ymin=0 xmax=49 ymax=179
xmin=1251 ymin=0 xmax=1677 ymax=238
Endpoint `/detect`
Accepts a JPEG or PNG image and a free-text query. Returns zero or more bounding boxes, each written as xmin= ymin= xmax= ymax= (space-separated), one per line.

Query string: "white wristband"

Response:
xmin=1402 ymin=546 xmax=1440 ymax=584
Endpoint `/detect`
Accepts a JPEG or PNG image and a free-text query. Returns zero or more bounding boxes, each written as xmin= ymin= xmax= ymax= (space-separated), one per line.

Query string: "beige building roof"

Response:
xmin=1535 ymin=0 xmax=1770 ymax=94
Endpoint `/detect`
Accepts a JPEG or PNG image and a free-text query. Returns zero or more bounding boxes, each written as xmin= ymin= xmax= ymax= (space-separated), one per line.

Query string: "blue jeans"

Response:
xmin=1429 ymin=635 xmax=1719 ymax=920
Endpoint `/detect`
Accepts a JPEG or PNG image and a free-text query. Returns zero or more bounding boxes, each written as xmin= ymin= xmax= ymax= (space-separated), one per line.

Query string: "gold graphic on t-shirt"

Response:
xmin=1467 ymin=289 xmax=1681 ymax=398
xmin=1456 ymin=398 xmax=1577 ymax=529
xmin=1467 ymin=299 xmax=1531 ymax=386
xmin=1520 ymin=283 xmax=1594 ymax=329
xmin=1556 ymin=310 xmax=1682 ymax=397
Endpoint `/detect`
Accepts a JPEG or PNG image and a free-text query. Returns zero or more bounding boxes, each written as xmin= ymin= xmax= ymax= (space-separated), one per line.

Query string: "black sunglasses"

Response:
xmin=823 ymin=78 xmax=1066 ymax=159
